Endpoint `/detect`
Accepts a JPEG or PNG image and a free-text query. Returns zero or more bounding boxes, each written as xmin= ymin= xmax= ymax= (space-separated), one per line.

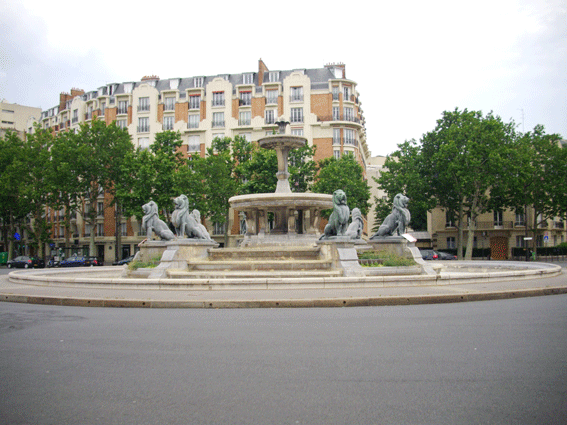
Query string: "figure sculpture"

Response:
xmin=319 ymin=189 xmax=350 ymax=239
xmin=141 ymin=201 xmax=175 ymax=241
xmin=171 ymin=195 xmax=211 ymax=240
xmin=344 ymin=208 xmax=364 ymax=239
xmin=371 ymin=193 xmax=411 ymax=238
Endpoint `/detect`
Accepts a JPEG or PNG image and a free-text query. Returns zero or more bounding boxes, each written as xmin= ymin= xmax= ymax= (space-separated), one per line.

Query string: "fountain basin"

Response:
xmin=230 ymin=192 xmax=333 ymax=245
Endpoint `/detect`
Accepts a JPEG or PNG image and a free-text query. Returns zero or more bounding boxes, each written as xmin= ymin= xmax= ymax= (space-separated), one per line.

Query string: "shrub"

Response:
xmin=358 ymin=250 xmax=415 ymax=267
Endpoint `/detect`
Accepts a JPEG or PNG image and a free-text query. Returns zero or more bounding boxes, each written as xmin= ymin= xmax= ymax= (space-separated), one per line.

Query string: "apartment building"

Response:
xmin=0 ymin=100 xmax=42 ymax=138
xmin=428 ymin=207 xmax=566 ymax=260
xmin=33 ymin=60 xmax=370 ymax=261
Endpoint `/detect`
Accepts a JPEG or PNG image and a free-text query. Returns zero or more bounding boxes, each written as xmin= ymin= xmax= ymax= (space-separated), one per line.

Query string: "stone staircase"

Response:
xmin=166 ymin=245 xmax=342 ymax=280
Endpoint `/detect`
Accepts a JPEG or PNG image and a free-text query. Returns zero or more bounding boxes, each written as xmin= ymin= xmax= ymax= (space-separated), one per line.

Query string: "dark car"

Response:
xmin=420 ymin=249 xmax=438 ymax=260
xmin=59 ymin=256 xmax=101 ymax=267
xmin=112 ymin=255 xmax=134 ymax=266
xmin=7 ymin=256 xmax=45 ymax=269
xmin=435 ymin=251 xmax=457 ymax=260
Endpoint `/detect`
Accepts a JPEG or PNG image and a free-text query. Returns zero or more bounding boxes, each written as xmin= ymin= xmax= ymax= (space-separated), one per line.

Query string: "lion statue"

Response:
xmin=371 ymin=193 xmax=411 ymax=238
xmin=141 ymin=201 xmax=175 ymax=241
xmin=171 ymin=195 xmax=211 ymax=240
xmin=344 ymin=207 xmax=364 ymax=239
xmin=319 ymin=189 xmax=350 ymax=240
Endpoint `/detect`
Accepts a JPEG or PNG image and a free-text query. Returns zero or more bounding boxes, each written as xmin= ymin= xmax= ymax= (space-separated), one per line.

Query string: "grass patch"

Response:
xmin=128 ymin=255 xmax=162 ymax=270
xmin=358 ymin=250 xmax=416 ymax=267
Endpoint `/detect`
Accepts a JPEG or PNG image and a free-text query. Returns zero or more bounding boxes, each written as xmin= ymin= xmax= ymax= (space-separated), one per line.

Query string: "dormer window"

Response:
xmin=243 ymin=73 xmax=253 ymax=84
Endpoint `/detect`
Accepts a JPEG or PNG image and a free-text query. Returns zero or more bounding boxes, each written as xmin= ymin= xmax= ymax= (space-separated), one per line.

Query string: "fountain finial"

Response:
xmin=275 ymin=117 xmax=289 ymax=134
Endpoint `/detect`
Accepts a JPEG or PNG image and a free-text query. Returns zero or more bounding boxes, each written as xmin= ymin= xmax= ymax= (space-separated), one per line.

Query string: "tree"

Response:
xmin=20 ymin=127 xmax=56 ymax=259
xmin=49 ymin=128 xmax=87 ymax=256
xmin=418 ymin=108 xmax=517 ymax=260
xmin=73 ymin=118 xmax=133 ymax=256
xmin=500 ymin=125 xmax=563 ymax=257
xmin=192 ymin=137 xmax=240 ymax=246
xmin=0 ymin=130 xmax=29 ymax=259
xmin=374 ymin=140 xmax=434 ymax=232
xmin=312 ymin=153 xmax=371 ymax=218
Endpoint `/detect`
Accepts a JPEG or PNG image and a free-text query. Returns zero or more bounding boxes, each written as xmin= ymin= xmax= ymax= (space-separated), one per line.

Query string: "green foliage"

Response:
xmin=358 ymin=250 xmax=416 ymax=267
xmin=128 ymin=255 xmax=161 ymax=270
xmin=313 ymin=153 xmax=371 ymax=217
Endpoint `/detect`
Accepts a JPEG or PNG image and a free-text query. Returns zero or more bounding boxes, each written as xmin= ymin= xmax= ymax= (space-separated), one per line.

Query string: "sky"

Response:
xmin=1 ymin=0 xmax=565 ymax=157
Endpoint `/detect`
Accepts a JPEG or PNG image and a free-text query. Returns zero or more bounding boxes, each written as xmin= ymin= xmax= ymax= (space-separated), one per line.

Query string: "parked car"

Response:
xmin=420 ymin=249 xmax=438 ymax=260
xmin=59 ymin=256 xmax=101 ymax=267
xmin=7 ymin=256 xmax=45 ymax=269
xmin=113 ymin=255 xmax=134 ymax=266
xmin=435 ymin=251 xmax=457 ymax=260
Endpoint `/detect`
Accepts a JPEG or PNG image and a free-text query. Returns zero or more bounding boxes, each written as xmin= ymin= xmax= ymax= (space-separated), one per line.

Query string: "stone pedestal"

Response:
xmin=367 ymin=236 xmax=435 ymax=275
xmin=139 ymin=239 xmax=219 ymax=279
xmin=317 ymin=238 xmax=365 ymax=277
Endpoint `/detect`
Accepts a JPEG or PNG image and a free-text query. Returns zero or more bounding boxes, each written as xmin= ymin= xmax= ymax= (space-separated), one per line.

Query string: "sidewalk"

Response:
xmin=1 ymin=265 xmax=566 ymax=308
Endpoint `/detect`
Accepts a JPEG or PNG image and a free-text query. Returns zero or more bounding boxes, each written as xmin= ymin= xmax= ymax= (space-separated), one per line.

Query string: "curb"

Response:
xmin=2 ymin=285 xmax=567 ymax=309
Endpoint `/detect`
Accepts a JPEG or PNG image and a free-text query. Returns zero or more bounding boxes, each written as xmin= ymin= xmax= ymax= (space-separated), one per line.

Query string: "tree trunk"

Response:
xmin=457 ymin=202 xmax=465 ymax=260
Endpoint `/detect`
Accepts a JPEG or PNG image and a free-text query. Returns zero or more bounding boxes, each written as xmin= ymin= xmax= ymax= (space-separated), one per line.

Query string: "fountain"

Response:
xmin=229 ymin=119 xmax=333 ymax=246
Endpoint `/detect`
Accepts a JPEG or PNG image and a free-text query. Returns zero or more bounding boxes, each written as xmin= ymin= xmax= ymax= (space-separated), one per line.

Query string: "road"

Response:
xmin=1 ymin=294 xmax=566 ymax=424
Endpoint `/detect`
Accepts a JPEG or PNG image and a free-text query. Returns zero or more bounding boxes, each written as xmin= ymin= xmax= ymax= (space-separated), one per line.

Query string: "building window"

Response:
xmin=333 ymin=129 xmax=341 ymax=145
xmin=96 ymin=224 xmax=105 ymax=237
xmin=332 ymin=86 xmax=340 ymax=101
xmin=243 ymin=73 xmax=253 ymax=84
xmin=265 ymin=109 xmax=276 ymax=124
xmin=268 ymin=71 xmax=280 ymax=82
xmin=266 ymin=90 xmax=278 ymax=105
xmin=72 ymin=109 xmax=78 ymax=124
xmin=445 ymin=211 xmax=456 ymax=228
xmin=212 ymin=92 xmax=225 ymax=107
xmin=290 ymin=108 xmax=303 ymax=123
xmin=240 ymin=91 xmax=251 ymax=106
xmin=120 ymin=223 xmax=127 ymax=236
xmin=188 ymin=135 xmax=200 ymax=152
xmin=515 ymin=209 xmax=525 ymax=226
xmin=163 ymin=116 xmax=174 ymax=130
xmin=189 ymin=95 xmax=201 ymax=110
xmin=138 ymin=97 xmax=150 ymax=112
xmin=117 ymin=119 xmax=127 ymax=129
xmin=194 ymin=77 xmax=204 ymax=87
xmin=332 ymin=107 xmax=340 ymax=121
xmin=239 ymin=111 xmax=251 ymax=126
xmin=447 ymin=237 xmax=456 ymax=249
xmin=333 ymin=150 xmax=341 ymax=159
xmin=344 ymin=107 xmax=354 ymax=121
xmin=212 ymin=112 xmax=225 ymax=128
xmin=118 ymin=100 xmax=128 ymax=115
xmin=86 ymin=106 xmax=93 ymax=120
xmin=100 ymin=102 xmax=106 ymax=116
xmin=139 ymin=137 xmax=150 ymax=150
xmin=344 ymin=129 xmax=355 ymax=145
xmin=188 ymin=114 xmax=199 ymax=129
xmin=494 ymin=210 xmax=503 ymax=227
xmin=137 ymin=117 xmax=149 ymax=133
xmin=97 ymin=202 xmax=104 ymax=217
xmin=290 ymin=87 xmax=303 ymax=102
xmin=213 ymin=222 xmax=226 ymax=235
xmin=344 ymin=86 xmax=351 ymax=101
xmin=164 ymin=97 xmax=175 ymax=111
xmin=291 ymin=128 xmax=303 ymax=136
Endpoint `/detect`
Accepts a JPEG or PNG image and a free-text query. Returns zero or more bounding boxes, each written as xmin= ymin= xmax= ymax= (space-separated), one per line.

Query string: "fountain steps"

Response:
xmin=207 ymin=246 xmax=322 ymax=261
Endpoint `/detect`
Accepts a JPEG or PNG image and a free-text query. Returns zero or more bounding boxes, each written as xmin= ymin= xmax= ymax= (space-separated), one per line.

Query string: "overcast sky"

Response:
xmin=1 ymin=0 xmax=565 ymax=156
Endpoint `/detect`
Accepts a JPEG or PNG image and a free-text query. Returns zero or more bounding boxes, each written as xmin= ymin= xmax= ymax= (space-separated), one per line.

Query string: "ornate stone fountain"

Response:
xmin=229 ymin=119 xmax=333 ymax=246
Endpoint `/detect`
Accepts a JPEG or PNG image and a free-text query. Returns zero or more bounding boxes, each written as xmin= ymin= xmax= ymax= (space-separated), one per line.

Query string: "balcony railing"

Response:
xmin=117 ymin=107 xmax=128 ymax=114
xmin=137 ymin=125 xmax=150 ymax=133
xmin=554 ymin=221 xmax=565 ymax=229
xmin=317 ymin=115 xmax=362 ymax=124
xmin=137 ymin=105 xmax=150 ymax=112
xmin=290 ymin=95 xmax=304 ymax=102
xmin=476 ymin=221 xmax=514 ymax=229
